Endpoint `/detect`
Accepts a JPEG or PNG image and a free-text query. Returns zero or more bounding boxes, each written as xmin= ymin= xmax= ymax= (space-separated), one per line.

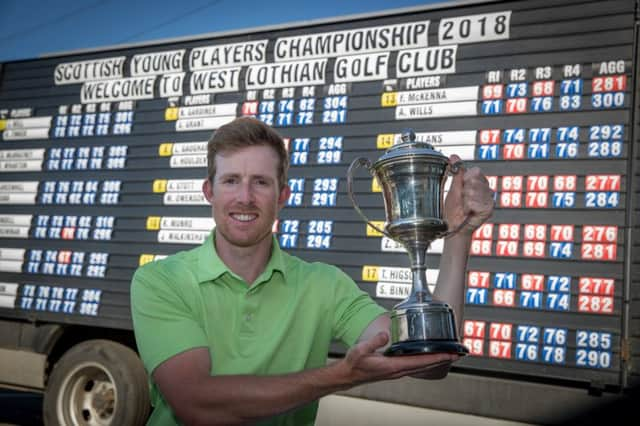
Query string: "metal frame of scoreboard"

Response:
xmin=0 ymin=0 xmax=638 ymax=423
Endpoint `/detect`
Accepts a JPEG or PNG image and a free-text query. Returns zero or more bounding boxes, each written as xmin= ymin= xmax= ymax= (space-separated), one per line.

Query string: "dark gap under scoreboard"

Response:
xmin=0 ymin=0 xmax=638 ymax=393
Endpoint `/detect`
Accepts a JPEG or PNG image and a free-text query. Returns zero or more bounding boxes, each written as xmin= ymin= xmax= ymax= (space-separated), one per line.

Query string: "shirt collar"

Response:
xmin=194 ymin=230 xmax=286 ymax=285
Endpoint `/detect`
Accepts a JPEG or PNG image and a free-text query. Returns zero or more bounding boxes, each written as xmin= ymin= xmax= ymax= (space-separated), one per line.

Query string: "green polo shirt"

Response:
xmin=131 ymin=231 xmax=386 ymax=425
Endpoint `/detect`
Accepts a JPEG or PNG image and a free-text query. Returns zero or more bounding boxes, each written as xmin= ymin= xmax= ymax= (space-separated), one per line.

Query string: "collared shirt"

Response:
xmin=131 ymin=231 xmax=386 ymax=425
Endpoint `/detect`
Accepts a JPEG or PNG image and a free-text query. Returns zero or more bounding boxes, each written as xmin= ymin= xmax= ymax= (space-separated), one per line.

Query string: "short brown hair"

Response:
xmin=207 ymin=117 xmax=289 ymax=189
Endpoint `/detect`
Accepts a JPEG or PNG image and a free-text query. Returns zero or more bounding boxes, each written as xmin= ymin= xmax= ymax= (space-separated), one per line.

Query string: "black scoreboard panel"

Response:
xmin=0 ymin=0 xmax=637 ymax=391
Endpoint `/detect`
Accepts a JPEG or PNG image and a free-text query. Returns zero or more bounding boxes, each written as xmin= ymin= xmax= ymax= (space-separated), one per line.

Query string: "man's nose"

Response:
xmin=237 ymin=181 xmax=254 ymax=202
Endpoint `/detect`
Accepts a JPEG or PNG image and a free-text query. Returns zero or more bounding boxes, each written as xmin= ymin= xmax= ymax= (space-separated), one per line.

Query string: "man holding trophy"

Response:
xmin=131 ymin=117 xmax=494 ymax=425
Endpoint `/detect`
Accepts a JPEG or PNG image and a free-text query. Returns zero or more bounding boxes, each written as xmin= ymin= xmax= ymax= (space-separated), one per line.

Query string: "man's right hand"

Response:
xmin=336 ymin=332 xmax=459 ymax=386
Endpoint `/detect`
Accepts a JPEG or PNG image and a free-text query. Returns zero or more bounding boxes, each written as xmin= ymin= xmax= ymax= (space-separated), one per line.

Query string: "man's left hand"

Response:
xmin=443 ymin=154 xmax=494 ymax=235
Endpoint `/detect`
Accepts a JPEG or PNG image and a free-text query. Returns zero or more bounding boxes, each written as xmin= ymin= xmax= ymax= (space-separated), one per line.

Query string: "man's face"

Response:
xmin=203 ymin=145 xmax=289 ymax=249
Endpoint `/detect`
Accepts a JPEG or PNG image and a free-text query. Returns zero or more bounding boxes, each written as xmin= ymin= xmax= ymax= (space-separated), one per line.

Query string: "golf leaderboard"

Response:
xmin=0 ymin=0 xmax=637 ymax=407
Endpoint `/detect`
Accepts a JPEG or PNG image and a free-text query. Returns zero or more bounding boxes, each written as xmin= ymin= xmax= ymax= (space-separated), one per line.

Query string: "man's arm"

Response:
xmin=434 ymin=156 xmax=494 ymax=330
xmin=433 ymin=232 xmax=471 ymax=332
xmin=153 ymin=334 xmax=458 ymax=425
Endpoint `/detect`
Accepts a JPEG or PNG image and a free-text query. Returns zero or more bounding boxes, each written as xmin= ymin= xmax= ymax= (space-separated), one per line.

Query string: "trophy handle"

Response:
xmin=347 ymin=157 xmax=391 ymax=238
xmin=441 ymin=160 xmax=471 ymax=238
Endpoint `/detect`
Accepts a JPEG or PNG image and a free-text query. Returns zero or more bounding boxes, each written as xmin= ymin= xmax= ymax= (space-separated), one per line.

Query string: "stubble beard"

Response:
xmin=216 ymin=204 xmax=275 ymax=249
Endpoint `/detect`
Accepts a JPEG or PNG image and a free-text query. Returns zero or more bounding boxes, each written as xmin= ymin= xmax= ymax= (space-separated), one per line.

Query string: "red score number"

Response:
xmin=523 ymin=224 xmax=547 ymax=241
xmin=578 ymin=295 xmax=613 ymax=314
xmin=496 ymin=241 xmax=518 ymax=256
xmin=523 ymin=241 xmax=545 ymax=257
xmin=489 ymin=322 xmax=512 ymax=340
xmin=592 ymin=75 xmax=626 ymax=92
xmin=464 ymin=320 xmax=486 ymax=338
xmin=482 ymin=84 xmax=504 ymax=99
xmin=489 ymin=341 xmax=512 ymax=358
xmin=581 ymin=244 xmax=616 ymax=261
xmin=471 ymin=240 xmax=492 ymax=256
xmin=479 ymin=129 xmax=501 ymax=144
xmin=468 ymin=271 xmax=490 ymax=288
xmin=500 ymin=192 xmax=521 ymax=207
xmin=583 ymin=225 xmax=617 ymax=242
xmin=579 ymin=277 xmax=614 ymax=295
xmin=503 ymin=143 xmax=525 ymax=160
xmin=525 ymin=192 xmax=548 ymax=208
xmin=521 ymin=274 xmax=544 ymax=291
xmin=506 ymin=98 xmax=527 ymax=114
xmin=241 ymin=101 xmax=258 ymax=115
xmin=532 ymin=80 xmax=555 ymax=96
xmin=501 ymin=175 xmax=523 ymax=191
xmin=57 ymin=250 xmax=73 ymax=264
xmin=585 ymin=175 xmax=621 ymax=191
xmin=473 ymin=223 xmax=494 ymax=239
xmin=553 ymin=175 xmax=577 ymax=191
xmin=61 ymin=227 xmax=76 ymax=240
xmin=527 ymin=175 xmax=549 ymax=191
xmin=493 ymin=289 xmax=515 ymax=307
xmin=550 ymin=225 xmax=574 ymax=242
xmin=498 ymin=224 xmax=520 ymax=240
xmin=463 ymin=338 xmax=484 ymax=356
xmin=489 ymin=322 xmax=512 ymax=359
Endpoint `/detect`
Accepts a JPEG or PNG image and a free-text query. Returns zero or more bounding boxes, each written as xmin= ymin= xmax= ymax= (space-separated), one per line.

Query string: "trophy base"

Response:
xmin=384 ymin=340 xmax=469 ymax=356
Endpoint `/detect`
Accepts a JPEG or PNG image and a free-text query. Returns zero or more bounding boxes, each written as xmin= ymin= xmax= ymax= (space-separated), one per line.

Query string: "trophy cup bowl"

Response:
xmin=347 ymin=130 xmax=469 ymax=356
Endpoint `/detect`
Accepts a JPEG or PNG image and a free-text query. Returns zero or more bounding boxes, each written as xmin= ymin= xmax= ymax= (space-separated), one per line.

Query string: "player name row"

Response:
xmin=0 ymin=245 xmax=621 ymax=297
xmin=0 ymin=225 xmax=622 ymax=263
xmin=0 ymin=126 xmax=628 ymax=167
xmin=0 ymin=276 xmax=619 ymax=316
xmin=0 ymin=252 xmax=621 ymax=296
xmin=3 ymin=105 xmax=629 ymax=144
xmin=0 ymin=174 xmax=625 ymax=194
xmin=0 ymin=185 xmax=626 ymax=214
xmin=0 ymin=213 xmax=622 ymax=240
xmin=0 ymin=140 xmax=626 ymax=185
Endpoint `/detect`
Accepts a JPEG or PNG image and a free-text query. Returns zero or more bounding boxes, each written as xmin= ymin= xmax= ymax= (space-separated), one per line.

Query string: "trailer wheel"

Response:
xmin=43 ymin=340 xmax=150 ymax=426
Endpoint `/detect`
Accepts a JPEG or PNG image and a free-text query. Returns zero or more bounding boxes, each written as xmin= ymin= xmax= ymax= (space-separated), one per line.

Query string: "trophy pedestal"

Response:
xmin=385 ymin=340 xmax=469 ymax=356
xmin=385 ymin=301 xmax=469 ymax=356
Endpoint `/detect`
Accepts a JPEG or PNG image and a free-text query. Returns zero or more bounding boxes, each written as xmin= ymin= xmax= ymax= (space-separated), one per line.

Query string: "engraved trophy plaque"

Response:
xmin=347 ymin=129 xmax=469 ymax=356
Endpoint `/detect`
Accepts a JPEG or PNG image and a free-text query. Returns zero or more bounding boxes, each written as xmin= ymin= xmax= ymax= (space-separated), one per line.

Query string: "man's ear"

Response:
xmin=202 ymin=179 xmax=214 ymax=203
xmin=278 ymin=184 xmax=291 ymax=209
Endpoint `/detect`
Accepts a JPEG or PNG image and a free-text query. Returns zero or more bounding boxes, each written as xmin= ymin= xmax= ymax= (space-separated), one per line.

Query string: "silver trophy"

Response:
xmin=347 ymin=129 xmax=469 ymax=356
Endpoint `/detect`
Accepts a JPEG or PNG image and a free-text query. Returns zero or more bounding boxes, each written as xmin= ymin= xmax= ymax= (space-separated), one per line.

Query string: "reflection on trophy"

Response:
xmin=347 ymin=129 xmax=469 ymax=356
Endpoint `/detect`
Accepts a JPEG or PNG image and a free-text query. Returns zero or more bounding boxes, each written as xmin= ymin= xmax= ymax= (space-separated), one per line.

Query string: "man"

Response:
xmin=131 ymin=117 xmax=494 ymax=425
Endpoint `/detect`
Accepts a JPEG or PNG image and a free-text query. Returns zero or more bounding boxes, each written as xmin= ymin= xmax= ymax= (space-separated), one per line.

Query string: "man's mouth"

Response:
xmin=231 ymin=213 xmax=257 ymax=222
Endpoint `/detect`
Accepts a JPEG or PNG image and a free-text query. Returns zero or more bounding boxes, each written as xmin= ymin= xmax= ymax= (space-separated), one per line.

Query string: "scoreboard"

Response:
xmin=0 ymin=0 xmax=638 ymax=396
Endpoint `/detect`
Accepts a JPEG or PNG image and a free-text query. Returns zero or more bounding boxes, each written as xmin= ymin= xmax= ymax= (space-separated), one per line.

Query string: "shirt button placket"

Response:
xmin=240 ymin=290 xmax=255 ymax=334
